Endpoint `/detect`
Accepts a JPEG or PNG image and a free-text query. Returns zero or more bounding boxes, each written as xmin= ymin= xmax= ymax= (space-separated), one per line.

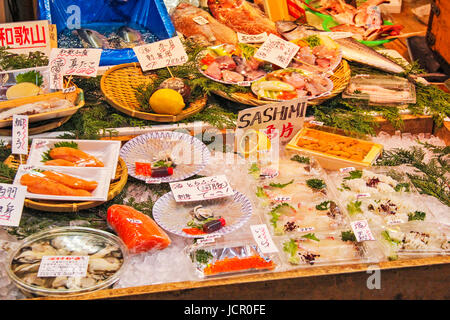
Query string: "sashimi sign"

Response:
xmin=236 ymin=98 xmax=308 ymax=144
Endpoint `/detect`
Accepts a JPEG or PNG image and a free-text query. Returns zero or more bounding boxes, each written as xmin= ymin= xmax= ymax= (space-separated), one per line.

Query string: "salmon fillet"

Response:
xmin=49 ymin=147 xmax=104 ymax=167
xmin=44 ymin=159 xmax=76 ymax=166
xmin=20 ymin=173 xmax=92 ymax=197
xmin=107 ymin=205 xmax=171 ymax=253
xmin=208 ymin=0 xmax=280 ymax=36
xmin=171 ymin=3 xmax=238 ymax=45
xmin=41 ymin=171 xmax=98 ymax=192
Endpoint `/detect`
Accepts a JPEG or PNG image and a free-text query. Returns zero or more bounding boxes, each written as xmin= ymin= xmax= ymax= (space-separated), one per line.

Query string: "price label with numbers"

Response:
xmin=340 ymin=167 xmax=356 ymax=173
xmin=193 ymin=16 xmax=209 ymax=25
xmin=250 ymin=224 xmax=279 ymax=254
xmin=0 ymin=183 xmax=26 ymax=227
xmin=350 ymin=220 xmax=375 ymax=242
xmin=254 ymin=34 xmax=300 ymax=69
xmin=12 ymin=115 xmax=28 ymax=155
xmin=133 ymin=36 xmax=188 ymax=72
xmin=170 ymin=175 xmax=234 ymax=202
xmin=37 ymin=256 xmax=89 ymax=277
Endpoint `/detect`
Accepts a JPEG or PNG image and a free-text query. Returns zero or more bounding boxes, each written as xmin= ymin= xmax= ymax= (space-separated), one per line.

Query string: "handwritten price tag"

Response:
xmin=350 ymin=220 xmax=375 ymax=242
xmin=169 ymin=175 xmax=234 ymax=202
xmin=12 ymin=115 xmax=28 ymax=155
xmin=237 ymin=32 xmax=268 ymax=44
xmin=193 ymin=16 xmax=209 ymax=25
xmin=37 ymin=256 xmax=89 ymax=277
xmin=254 ymin=34 xmax=299 ymax=69
xmin=49 ymin=48 xmax=102 ymax=89
xmin=133 ymin=36 xmax=188 ymax=72
xmin=250 ymin=224 xmax=279 ymax=254
xmin=0 ymin=183 xmax=26 ymax=227
xmin=340 ymin=167 xmax=356 ymax=173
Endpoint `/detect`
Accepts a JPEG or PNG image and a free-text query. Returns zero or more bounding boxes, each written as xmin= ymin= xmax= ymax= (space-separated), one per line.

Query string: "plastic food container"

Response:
xmin=186 ymin=241 xmax=280 ymax=278
xmin=371 ymin=222 xmax=450 ymax=261
xmin=277 ymin=229 xmax=377 ymax=267
xmin=6 ymin=226 xmax=128 ymax=298
xmin=342 ymin=74 xmax=416 ymax=105
xmin=286 ymin=127 xmax=384 ymax=171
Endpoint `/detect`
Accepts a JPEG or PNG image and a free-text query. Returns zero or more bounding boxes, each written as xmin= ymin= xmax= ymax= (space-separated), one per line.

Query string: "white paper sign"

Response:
xmin=250 ymin=224 xmax=279 ymax=254
xmin=236 ymin=98 xmax=308 ymax=144
xmin=133 ymin=36 xmax=188 ymax=72
xmin=12 ymin=115 xmax=28 ymax=155
xmin=193 ymin=16 xmax=209 ymax=25
xmin=195 ymin=234 xmax=222 ymax=245
xmin=0 ymin=184 xmax=26 ymax=227
xmin=49 ymin=48 xmax=102 ymax=89
xmin=350 ymin=220 xmax=375 ymax=242
xmin=238 ymin=32 xmax=268 ymax=44
xmin=169 ymin=175 xmax=234 ymax=202
xmin=340 ymin=167 xmax=356 ymax=173
xmin=357 ymin=193 xmax=371 ymax=199
xmin=37 ymin=256 xmax=89 ymax=277
xmin=254 ymin=34 xmax=300 ymax=68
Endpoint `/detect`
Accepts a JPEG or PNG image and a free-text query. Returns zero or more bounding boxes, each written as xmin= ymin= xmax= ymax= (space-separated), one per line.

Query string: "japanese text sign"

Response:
xmin=49 ymin=48 xmax=102 ymax=89
xmin=0 ymin=20 xmax=52 ymax=56
xmin=12 ymin=115 xmax=28 ymax=155
xmin=237 ymin=32 xmax=268 ymax=44
xmin=37 ymin=256 xmax=89 ymax=277
xmin=236 ymin=98 xmax=308 ymax=144
xmin=350 ymin=220 xmax=375 ymax=242
xmin=0 ymin=183 xmax=26 ymax=227
xmin=133 ymin=36 xmax=188 ymax=72
xmin=250 ymin=224 xmax=279 ymax=254
xmin=254 ymin=34 xmax=300 ymax=68
xmin=169 ymin=175 xmax=234 ymax=202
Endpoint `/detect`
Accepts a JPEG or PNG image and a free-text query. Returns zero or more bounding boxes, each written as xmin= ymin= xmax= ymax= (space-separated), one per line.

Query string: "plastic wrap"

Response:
xmin=107 ymin=205 xmax=172 ymax=253
xmin=37 ymin=0 xmax=176 ymax=66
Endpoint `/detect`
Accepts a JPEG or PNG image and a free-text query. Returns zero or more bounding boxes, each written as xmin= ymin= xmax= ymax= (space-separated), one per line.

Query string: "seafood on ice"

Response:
xmin=282 ymin=231 xmax=365 ymax=265
xmin=171 ymin=3 xmax=238 ymax=46
xmin=10 ymin=233 xmax=124 ymax=292
xmin=107 ymin=205 xmax=171 ymax=253
xmin=252 ymin=68 xmax=333 ymax=101
xmin=200 ymin=43 xmax=268 ymax=84
xmin=207 ymin=0 xmax=280 ymax=36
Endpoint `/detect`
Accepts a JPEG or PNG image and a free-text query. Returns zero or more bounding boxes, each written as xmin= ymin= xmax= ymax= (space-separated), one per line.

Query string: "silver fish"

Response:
xmin=276 ymin=21 xmax=405 ymax=74
xmin=117 ymin=26 xmax=145 ymax=45
xmin=73 ymin=28 xmax=111 ymax=49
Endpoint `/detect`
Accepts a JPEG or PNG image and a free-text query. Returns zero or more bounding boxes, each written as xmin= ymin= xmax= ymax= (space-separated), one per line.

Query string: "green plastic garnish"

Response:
xmin=381 ymin=230 xmax=401 ymax=246
xmin=283 ymin=239 xmax=300 ymax=264
xmin=269 ymin=179 xmax=294 ymax=188
xmin=315 ymin=200 xmax=331 ymax=211
xmin=306 ymin=178 xmax=326 ymax=190
xmin=290 ymin=154 xmax=310 ymax=164
xmin=341 ymin=230 xmax=357 ymax=242
xmin=302 ymin=233 xmax=320 ymax=242
xmin=344 ymin=170 xmax=363 ymax=180
xmin=408 ymin=211 xmax=426 ymax=221
xmin=16 ymin=70 xmax=43 ymax=86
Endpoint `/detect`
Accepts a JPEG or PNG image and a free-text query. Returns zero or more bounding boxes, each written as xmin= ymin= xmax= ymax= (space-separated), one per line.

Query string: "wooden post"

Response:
xmin=0 ymin=0 xmax=7 ymax=23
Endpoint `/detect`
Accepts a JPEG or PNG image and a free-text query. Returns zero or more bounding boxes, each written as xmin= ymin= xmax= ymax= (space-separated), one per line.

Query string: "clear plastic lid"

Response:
xmin=277 ymin=229 xmax=376 ymax=267
xmin=342 ymin=74 xmax=416 ymax=105
xmin=371 ymin=221 xmax=450 ymax=261
xmin=186 ymin=239 xmax=280 ymax=278
xmin=6 ymin=226 xmax=128 ymax=297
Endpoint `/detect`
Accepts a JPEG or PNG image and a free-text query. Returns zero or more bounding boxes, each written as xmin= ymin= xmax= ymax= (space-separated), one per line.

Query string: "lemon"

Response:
xmin=237 ymin=129 xmax=271 ymax=157
xmin=6 ymin=82 xmax=40 ymax=100
xmin=149 ymin=88 xmax=185 ymax=115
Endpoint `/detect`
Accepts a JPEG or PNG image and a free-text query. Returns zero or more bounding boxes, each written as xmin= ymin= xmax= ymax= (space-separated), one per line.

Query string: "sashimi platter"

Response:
xmin=0 ymin=0 xmax=449 ymax=301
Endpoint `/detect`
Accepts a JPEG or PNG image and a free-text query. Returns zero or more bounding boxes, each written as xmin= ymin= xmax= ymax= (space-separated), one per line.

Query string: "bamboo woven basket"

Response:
xmin=4 ymin=155 xmax=128 ymax=213
xmin=212 ymin=60 xmax=351 ymax=106
xmin=0 ymin=88 xmax=85 ymax=135
xmin=100 ymin=63 xmax=208 ymax=122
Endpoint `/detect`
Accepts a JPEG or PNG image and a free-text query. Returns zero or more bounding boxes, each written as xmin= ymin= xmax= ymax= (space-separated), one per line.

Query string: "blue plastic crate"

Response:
xmin=38 ymin=0 xmax=176 ymax=66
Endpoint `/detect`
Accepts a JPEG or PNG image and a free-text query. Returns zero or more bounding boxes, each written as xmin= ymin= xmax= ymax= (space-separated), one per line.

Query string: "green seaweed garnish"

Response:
xmin=394 ymin=183 xmax=410 ymax=192
xmin=302 ymin=233 xmax=320 ymax=242
xmin=269 ymin=179 xmax=294 ymax=188
xmin=344 ymin=170 xmax=363 ymax=180
xmin=303 ymin=35 xmax=321 ymax=47
xmin=347 ymin=200 xmax=363 ymax=216
xmin=341 ymin=230 xmax=357 ymax=242
xmin=283 ymin=239 xmax=300 ymax=264
xmin=315 ymin=200 xmax=331 ymax=211
xmin=408 ymin=211 xmax=426 ymax=221
xmin=290 ymin=154 xmax=310 ymax=164
xmin=381 ymin=230 xmax=401 ymax=246
xmin=306 ymin=178 xmax=326 ymax=190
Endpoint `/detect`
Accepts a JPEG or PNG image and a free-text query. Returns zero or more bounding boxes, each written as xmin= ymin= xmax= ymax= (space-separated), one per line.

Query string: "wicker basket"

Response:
xmin=212 ymin=60 xmax=351 ymax=106
xmin=0 ymin=88 xmax=85 ymax=135
xmin=4 ymin=155 xmax=128 ymax=213
xmin=100 ymin=63 xmax=207 ymax=122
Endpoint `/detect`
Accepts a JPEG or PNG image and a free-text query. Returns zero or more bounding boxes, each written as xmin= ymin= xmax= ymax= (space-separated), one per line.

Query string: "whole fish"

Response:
xmin=117 ymin=26 xmax=145 ymax=46
xmin=72 ymin=28 xmax=111 ymax=49
xmin=275 ymin=21 xmax=405 ymax=74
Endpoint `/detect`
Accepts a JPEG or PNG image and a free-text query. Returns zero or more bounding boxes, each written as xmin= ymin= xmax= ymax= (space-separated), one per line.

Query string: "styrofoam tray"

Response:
xmin=13 ymin=165 xmax=111 ymax=201
xmin=27 ymin=139 xmax=121 ymax=180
